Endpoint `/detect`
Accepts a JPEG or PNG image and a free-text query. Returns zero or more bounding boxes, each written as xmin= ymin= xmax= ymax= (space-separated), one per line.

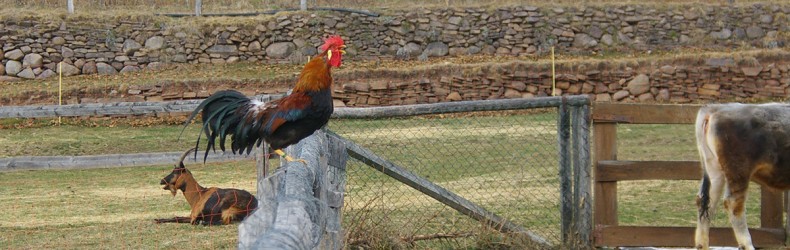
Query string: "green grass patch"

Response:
xmin=0 ymin=113 xmax=770 ymax=248
xmin=0 ymin=122 xmax=206 ymax=157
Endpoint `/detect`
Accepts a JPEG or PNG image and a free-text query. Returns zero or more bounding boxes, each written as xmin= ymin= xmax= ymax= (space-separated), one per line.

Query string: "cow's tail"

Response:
xmin=695 ymin=107 xmax=714 ymax=219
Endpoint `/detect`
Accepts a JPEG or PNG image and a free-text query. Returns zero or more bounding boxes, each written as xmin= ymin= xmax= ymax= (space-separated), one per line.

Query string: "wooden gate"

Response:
xmin=592 ymin=103 xmax=787 ymax=248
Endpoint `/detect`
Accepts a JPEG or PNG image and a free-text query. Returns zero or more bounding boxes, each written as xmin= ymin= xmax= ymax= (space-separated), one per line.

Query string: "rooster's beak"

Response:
xmin=340 ymin=45 xmax=347 ymax=54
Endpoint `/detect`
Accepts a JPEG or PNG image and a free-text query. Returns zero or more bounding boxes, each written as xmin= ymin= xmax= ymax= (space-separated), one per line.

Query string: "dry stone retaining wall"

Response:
xmin=333 ymin=58 xmax=790 ymax=106
xmin=1 ymin=4 xmax=789 ymax=81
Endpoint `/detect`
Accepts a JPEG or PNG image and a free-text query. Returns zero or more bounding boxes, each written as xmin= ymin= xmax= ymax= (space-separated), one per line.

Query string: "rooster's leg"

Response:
xmin=273 ymin=149 xmax=308 ymax=165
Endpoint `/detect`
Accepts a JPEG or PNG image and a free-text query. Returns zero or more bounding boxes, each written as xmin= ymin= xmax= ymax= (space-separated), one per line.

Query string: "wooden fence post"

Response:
xmin=558 ymin=99 xmax=572 ymax=243
xmin=571 ymin=104 xmax=592 ymax=247
xmin=593 ymin=122 xmax=618 ymax=230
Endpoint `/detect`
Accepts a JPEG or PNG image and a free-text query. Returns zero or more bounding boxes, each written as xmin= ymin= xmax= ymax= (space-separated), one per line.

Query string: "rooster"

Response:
xmin=184 ymin=35 xmax=346 ymax=164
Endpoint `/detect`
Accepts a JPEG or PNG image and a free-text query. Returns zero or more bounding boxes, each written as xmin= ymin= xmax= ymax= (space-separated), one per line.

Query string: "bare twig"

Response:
xmin=401 ymin=232 xmax=477 ymax=243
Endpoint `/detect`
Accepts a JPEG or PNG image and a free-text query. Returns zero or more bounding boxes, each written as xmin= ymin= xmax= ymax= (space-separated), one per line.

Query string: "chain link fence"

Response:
xmin=328 ymin=96 xmax=590 ymax=249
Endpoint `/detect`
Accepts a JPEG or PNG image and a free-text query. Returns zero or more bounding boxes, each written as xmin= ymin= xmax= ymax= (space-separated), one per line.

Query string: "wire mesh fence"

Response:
xmin=328 ymin=97 xmax=590 ymax=249
xmin=0 ymin=96 xmax=590 ymax=249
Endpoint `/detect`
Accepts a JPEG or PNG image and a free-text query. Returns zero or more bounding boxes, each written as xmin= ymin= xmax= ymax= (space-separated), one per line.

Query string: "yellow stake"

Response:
xmin=551 ymin=46 xmax=556 ymax=96
xmin=58 ymin=62 xmax=62 ymax=125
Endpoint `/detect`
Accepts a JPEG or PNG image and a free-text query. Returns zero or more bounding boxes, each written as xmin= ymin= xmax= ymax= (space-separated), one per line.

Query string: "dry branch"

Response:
xmin=401 ymin=232 xmax=477 ymax=242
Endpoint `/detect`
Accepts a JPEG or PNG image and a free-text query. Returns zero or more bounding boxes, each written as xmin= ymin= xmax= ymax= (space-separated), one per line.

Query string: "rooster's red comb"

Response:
xmin=320 ymin=35 xmax=345 ymax=51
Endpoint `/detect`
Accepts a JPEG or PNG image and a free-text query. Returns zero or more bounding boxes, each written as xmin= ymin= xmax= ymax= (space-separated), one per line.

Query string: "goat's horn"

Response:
xmin=178 ymin=147 xmax=198 ymax=165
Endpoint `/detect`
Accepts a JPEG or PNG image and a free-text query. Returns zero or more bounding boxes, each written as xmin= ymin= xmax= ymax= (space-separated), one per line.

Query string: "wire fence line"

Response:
xmin=327 ymin=95 xmax=591 ymax=248
xmin=0 ymin=150 xmax=251 ymax=171
xmin=0 ymin=94 xmax=592 ymax=248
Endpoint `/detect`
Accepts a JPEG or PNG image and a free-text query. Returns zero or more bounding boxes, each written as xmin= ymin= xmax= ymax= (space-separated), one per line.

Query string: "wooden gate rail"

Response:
xmin=592 ymin=103 xmax=787 ymax=248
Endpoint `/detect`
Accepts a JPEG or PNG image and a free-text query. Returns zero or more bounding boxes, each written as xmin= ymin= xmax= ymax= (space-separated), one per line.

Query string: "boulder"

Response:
xmin=596 ymin=93 xmax=612 ymax=102
xmin=448 ymin=16 xmax=462 ymax=26
xmin=711 ymin=28 xmax=732 ymax=40
xmin=120 ymin=66 xmax=140 ymax=73
xmin=248 ymin=41 xmax=262 ymax=52
xmin=573 ymin=33 xmax=598 ymax=48
xmin=612 ymin=90 xmax=630 ymax=101
xmin=586 ymin=26 xmax=604 ymax=39
xmin=659 ymin=65 xmax=675 ymax=74
xmin=466 ymin=46 xmax=481 ymax=55
xmin=637 ymin=93 xmax=654 ymax=102
xmin=601 ymin=34 xmax=614 ymax=46
xmin=123 ymin=39 xmax=142 ymax=55
xmin=422 ymin=42 xmax=449 ymax=57
xmin=173 ymin=54 xmax=187 ymax=63
xmin=59 ymin=63 xmax=81 ymax=76
xmin=509 ymin=82 xmax=527 ymax=91
xmin=37 ymin=69 xmax=56 ymax=79
xmin=402 ymin=42 xmax=422 ymax=57
xmin=82 ymin=61 xmax=98 ymax=74
xmin=657 ymin=89 xmax=671 ymax=102
xmin=617 ymin=32 xmax=633 ymax=45
xmin=17 ymin=68 xmax=36 ymax=79
xmin=145 ymin=36 xmax=165 ymax=50
xmin=62 ymin=46 xmax=74 ymax=58
xmin=746 ymin=26 xmax=764 ymax=39
xmin=23 ymin=53 xmax=43 ymax=68
xmin=96 ymin=62 xmax=118 ymax=75
xmin=265 ymin=42 xmax=296 ymax=59
xmin=760 ymin=14 xmax=773 ymax=24
xmin=4 ymin=49 xmax=24 ymax=60
xmin=741 ymin=66 xmax=763 ymax=77
xmin=446 ymin=92 xmax=462 ymax=101
xmin=52 ymin=36 xmax=66 ymax=45
xmin=504 ymin=89 xmax=522 ymax=98
xmin=206 ymin=44 xmax=238 ymax=55
xmin=5 ymin=60 xmax=22 ymax=76
xmin=627 ymin=74 xmax=650 ymax=95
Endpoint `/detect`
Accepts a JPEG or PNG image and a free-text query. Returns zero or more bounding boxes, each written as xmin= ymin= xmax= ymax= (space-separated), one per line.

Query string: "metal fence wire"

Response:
xmin=327 ymin=96 xmax=591 ymax=249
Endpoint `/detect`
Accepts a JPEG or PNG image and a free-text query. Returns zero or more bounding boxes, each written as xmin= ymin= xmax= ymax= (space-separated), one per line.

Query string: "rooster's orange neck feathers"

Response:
xmin=293 ymin=52 xmax=333 ymax=92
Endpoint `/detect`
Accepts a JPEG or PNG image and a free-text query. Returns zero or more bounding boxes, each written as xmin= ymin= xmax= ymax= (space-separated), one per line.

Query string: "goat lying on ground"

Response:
xmin=695 ymin=103 xmax=790 ymax=250
xmin=156 ymin=148 xmax=258 ymax=225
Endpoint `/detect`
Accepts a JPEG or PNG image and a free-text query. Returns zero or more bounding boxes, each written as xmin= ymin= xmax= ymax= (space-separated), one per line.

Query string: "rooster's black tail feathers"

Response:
xmin=182 ymin=90 xmax=256 ymax=162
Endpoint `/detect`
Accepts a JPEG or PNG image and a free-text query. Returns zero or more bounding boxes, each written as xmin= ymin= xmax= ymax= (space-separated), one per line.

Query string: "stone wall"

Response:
xmin=332 ymin=55 xmax=790 ymax=106
xmin=4 ymin=54 xmax=790 ymax=106
xmin=1 ymin=4 xmax=789 ymax=81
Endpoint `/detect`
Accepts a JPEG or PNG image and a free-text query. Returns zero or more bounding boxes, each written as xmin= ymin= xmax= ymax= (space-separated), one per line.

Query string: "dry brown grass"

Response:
xmin=0 ymin=0 xmax=787 ymax=24
xmin=1 ymin=0 xmax=788 ymax=15
xmin=0 ymin=160 xmax=259 ymax=249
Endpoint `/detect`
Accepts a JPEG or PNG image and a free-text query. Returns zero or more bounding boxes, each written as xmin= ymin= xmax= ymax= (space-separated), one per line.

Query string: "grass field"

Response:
xmin=0 ymin=111 xmax=768 ymax=249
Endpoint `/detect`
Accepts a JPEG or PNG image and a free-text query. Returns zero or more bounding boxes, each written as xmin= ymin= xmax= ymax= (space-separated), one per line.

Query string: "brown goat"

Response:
xmin=156 ymin=148 xmax=258 ymax=225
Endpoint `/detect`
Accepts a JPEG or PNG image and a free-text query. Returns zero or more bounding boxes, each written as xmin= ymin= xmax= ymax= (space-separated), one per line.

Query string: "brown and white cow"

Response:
xmin=695 ymin=103 xmax=790 ymax=250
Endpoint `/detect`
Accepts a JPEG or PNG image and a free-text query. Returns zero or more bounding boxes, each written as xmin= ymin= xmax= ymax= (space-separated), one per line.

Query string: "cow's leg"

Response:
xmin=695 ymin=155 xmax=726 ymax=249
xmin=724 ymin=176 xmax=754 ymax=250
